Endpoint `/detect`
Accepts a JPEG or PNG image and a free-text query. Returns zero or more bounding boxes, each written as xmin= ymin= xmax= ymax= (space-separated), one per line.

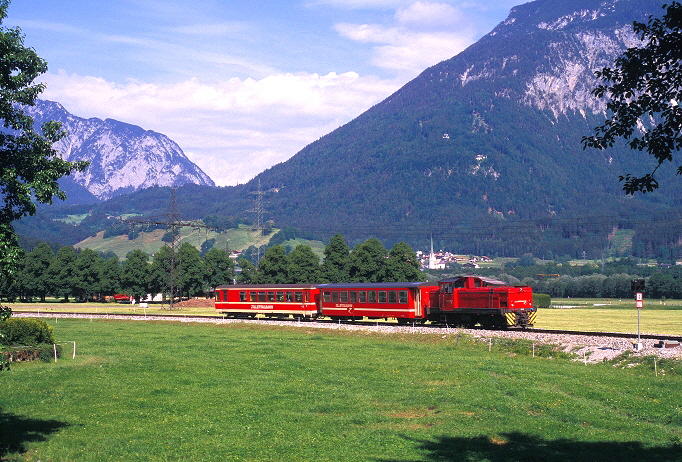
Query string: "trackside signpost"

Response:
xmin=632 ymin=279 xmax=645 ymax=351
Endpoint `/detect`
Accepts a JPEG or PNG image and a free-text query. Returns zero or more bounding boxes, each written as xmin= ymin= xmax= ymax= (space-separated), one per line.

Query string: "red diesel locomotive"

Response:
xmin=214 ymin=275 xmax=536 ymax=329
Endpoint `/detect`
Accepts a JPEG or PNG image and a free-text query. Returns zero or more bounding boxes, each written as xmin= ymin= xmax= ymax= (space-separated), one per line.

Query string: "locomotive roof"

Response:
xmin=317 ymin=282 xmax=438 ymax=289
xmin=439 ymin=275 xmax=509 ymax=286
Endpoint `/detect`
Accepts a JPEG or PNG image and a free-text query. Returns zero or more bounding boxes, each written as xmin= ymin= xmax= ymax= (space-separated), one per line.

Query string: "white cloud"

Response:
xmin=335 ymin=1 xmax=476 ymax=74
xmin=395 ymin=1 xmax=464 ymax=28
xmin=41 ymin=70 xmax=401 ymax=186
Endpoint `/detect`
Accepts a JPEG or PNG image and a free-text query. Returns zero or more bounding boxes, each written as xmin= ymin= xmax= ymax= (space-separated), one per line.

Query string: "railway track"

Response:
xmin=11 ymin=310 xmax=682 ymax=342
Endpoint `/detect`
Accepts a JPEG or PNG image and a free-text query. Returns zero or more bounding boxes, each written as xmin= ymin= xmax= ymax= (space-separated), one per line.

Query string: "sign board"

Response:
xmin=636 ymin=292 xmax=643 ymax=301
xmin=636 ymin=299 xmax=643 ymax=309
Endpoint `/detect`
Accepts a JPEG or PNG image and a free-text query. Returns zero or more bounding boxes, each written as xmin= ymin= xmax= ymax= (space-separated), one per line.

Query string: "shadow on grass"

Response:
xmin=0 ymin=409 xmax=70 ymax=458
xmin=387 ymin=432 xmax=682 ymax=461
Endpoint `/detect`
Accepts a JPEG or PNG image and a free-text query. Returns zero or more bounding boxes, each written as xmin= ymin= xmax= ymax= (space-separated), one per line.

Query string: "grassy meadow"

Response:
xmin=1 ymin=319 xmax=681 ymax=461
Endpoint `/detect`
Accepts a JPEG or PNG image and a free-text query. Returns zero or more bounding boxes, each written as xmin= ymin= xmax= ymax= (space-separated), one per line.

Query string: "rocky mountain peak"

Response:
xmin=26 ymin=100 xmax=215 ymax=200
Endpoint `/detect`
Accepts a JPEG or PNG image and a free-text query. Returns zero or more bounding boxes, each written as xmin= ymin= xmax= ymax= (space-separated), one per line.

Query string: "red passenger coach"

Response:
xmin=215 ymin=284 xmax=320 ymax=319
xmin=318 ymin=282 xmax=440 ymax=323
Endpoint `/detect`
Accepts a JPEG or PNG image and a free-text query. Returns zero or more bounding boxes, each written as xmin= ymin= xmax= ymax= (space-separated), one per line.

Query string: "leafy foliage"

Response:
xmin=584 ymin=2 xmax=682 ymax=193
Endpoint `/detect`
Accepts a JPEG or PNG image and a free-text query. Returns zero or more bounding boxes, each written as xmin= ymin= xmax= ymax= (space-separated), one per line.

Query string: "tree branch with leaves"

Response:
xmin=583 ymin=2 xmax=682 ymax=194
xmin=0 ymin=0 xmax=88 ymax=323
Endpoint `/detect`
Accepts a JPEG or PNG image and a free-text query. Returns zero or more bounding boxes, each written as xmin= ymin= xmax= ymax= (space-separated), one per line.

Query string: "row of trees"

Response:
xmin=1 ymin=234 xmax=422 ymax=303
xmin=239 ymin=235 xmax=422 ymax=285
xmin=2 ymin=242 xmax=235 ymax=303
xmin=495 ymin=272 xmax=681 ymax=300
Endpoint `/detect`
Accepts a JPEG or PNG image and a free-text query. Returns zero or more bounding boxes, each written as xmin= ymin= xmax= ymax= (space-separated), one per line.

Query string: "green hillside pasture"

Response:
xmin=1 ymin=320 xmax=681 ymax=461
xmin=75 ymin=224 xmax=277 ymax=259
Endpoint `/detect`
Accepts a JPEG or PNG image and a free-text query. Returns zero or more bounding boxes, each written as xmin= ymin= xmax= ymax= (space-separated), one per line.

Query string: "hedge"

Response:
xmin=533 ymin=293 xmax=552 ymax=309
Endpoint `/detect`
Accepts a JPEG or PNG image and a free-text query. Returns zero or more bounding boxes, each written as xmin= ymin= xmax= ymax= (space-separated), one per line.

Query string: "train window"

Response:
xmin=286 ymin=291 xmax=293 ymax=302
xmin=250 ymin=291 xmax=257 ymax=302
xmin=350 ymin=291 xmax=357 ymax=303
xmin=378 ymin=291 xmax=387 ymax=303
xmin=268 ymin=292 xmax=275 ymax=302
xmin=359 ymin=291 xmax=366 ymax=303
xmin=304 ymin=292 xmax=309 ymax=303
xmin=399 ymin=290 xmax=408 ymax=304
xmin=295 ymin=291 xmax=303 ymax=302
xmin=454 ymin=279 xmax=465 ymax=288
xmin=340 ymin=291 xmax=348 ymax=303
xmin=239 ymin=291 xmax=247 ymax=302
xmin=332 ymin=291 xmax=339 ymax=303
xmin=388 ymin=291 xmax=397 ymax=303
xmin=258 ymin=291 xmax=266 ymax=302
xmin=323 ymin=291 xmax=331 ymax=303
xmin=474 ymin=279 xmax=481 ymax=288
xmin=368 ymin=291 xmax=376 ymax=303
xmin=276 ymin=291 xmax=284 ymax=302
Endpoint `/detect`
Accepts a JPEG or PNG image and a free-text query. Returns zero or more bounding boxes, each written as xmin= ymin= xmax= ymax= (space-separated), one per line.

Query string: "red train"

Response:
xmin=214 ymin=275 xmax=536 ymax=329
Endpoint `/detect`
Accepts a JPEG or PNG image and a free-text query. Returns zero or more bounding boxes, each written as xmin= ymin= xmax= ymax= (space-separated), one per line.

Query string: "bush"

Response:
xmin=533 ymin=293 xmax=552 ymax=308
xmin=0 ymin=318 xmax=55 ymax=346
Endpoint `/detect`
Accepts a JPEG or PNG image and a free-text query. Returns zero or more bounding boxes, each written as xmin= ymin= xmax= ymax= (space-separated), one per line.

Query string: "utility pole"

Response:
xmin=121 ymin=188 xmax=217 ymax=310
xmin=247 ymin=179 xmax=267 ymax=264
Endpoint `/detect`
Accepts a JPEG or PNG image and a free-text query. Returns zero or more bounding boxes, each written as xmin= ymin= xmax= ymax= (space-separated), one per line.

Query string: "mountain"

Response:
xmin=25 ymin=100 xmax=215 ymax=200
xmin=196 ymin=0 xmax=678 ymax=257
xmin=20 ymin=0 xmax=681 ymax=261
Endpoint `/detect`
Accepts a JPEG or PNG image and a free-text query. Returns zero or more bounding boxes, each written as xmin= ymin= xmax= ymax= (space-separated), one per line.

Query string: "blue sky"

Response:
xmin=7 ymin=0 xmax=522 ymax=186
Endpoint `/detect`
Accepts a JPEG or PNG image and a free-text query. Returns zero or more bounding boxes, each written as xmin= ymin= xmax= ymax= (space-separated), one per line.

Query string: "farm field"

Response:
xmin=1 ymin=320 xmax=681 ymax=461
xmin=6 ymin=298 xmax=682 ymax=336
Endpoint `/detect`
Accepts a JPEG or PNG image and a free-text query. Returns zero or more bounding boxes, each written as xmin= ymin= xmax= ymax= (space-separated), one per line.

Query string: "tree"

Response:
xmin=48 ymin=246 xmax=78 ymax=301
xmin=321 ymin=234 xmax=351 ymax=283
xmin=98 ymin=256 xmax=122 ymax=298
xmin=377 ymin=241 xmax=423 ymax=282
xmin=73 ymin=248 xmax=102 ymax=301
xmin=255 ymin=245 xmax=290 ymax=284
xmin=203 ymin=247 xmax=235 ymax=290
xmin=0 ymin=1 xmax=88 ymax=321
xmin=237 ymin=257 xmax=257 ymax=283
xmin=583 ymin=2 xmax=682 ymax=194
xmin=18 ymin=242 xmax=53 ymax=301
xmin=287 ymin=245 xmax=322 ymax=283
xmin=176 ymin=242 xmax=204 ymax=298
xmin=121 ymin=250 xmax=149 ymax=302
xmin=148 ymin=245 xmax=173 ymax=299
xmin=349 ymin=238 xmax=388 ymax=283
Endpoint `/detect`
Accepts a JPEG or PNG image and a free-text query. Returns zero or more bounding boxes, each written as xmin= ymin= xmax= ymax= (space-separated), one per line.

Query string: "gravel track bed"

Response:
xmin=16 ymin=312 xmax=682 ymax=363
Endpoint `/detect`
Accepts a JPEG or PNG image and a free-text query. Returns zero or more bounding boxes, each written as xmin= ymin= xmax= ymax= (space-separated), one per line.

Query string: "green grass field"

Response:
xmin=1 ymin=320 xmax=681 ymax=460
xmin=7 ymin=297 xmax=682 ymax=336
